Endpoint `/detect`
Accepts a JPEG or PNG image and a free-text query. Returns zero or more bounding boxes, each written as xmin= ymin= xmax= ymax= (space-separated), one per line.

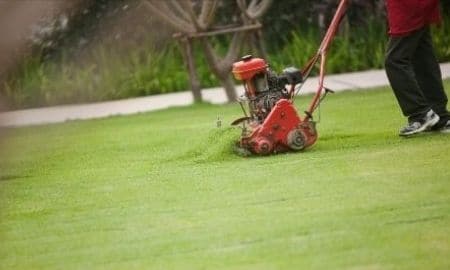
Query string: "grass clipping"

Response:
xmin=187 ymin=127 xmax=240 ymax=163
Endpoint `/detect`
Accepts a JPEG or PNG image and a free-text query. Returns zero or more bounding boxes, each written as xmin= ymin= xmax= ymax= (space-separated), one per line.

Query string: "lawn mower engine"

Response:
xmin=231 ymin=55 xmax=317 ymax=155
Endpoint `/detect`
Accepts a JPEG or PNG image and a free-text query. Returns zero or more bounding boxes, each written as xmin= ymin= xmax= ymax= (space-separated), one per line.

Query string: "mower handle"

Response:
xmin=300 ymin=0 xmax=349 ymax=120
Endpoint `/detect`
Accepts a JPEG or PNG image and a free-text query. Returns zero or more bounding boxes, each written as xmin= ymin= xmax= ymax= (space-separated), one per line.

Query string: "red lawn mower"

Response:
xmin=231 ymin=0 xmax=348 ymax=155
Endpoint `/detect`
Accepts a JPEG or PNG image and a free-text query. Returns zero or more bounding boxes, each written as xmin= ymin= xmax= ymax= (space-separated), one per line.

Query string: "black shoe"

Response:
xmin=436 ymin=120 xmax=450 ymax=133
xmin=428 ymin=118 xmax=450 ymax=133
xmin=399 ymin=110 xmax=440 ymax=136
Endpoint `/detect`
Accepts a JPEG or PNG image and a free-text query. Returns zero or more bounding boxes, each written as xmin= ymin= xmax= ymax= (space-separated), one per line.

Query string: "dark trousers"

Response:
xmin=385 ymin=26 xmax=449 ymax=123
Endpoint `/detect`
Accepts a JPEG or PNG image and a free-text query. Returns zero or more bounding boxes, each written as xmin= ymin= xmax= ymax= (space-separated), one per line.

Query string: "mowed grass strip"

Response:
xmin=0 ymin=82 xmax=449 ymax=269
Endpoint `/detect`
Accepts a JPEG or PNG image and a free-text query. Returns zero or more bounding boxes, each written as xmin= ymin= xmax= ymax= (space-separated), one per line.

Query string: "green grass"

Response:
xmin=1 ymin=82 xmax=450 ymax=269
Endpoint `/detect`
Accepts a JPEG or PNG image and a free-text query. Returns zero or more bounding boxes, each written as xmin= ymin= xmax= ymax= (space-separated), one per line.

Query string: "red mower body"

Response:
xmin=239 ymin=99 xmax=318 ymax=155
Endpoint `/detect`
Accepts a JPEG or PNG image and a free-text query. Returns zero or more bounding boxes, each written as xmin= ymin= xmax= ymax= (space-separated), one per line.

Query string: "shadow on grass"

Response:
xmin=0 ymin=174 xmax=30 ymax=182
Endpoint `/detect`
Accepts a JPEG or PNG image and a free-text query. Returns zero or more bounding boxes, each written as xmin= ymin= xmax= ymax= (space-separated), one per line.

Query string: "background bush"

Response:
xmin=2 ymin=0 xmax=450 ymax=109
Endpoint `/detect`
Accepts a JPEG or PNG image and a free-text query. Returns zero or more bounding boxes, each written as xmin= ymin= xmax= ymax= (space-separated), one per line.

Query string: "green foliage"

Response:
xmin=271 ymin=17 xmax=449 ymax=75
xmin=269 ymin=29 xmax=319 ymax=71
xmin=1 ymin=83 xmax=450 ymax=269
xmin=271 ymin=19 xmax=385 ymax=73
xmin=3 ymin=18 xmax=450 ymax=109
xmin=432 ymin=17 xmax=450 ymax=62
xmin=4 ymin=43 xmax=188 ymax=108
xmin=3 ymin=40 xmax=225 ymax=109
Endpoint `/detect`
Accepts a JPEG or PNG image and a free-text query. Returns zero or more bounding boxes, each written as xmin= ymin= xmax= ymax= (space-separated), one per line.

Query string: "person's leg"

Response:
xmin=385 ymin=28 xmax=431 ymax=121
xmin=412 ymin=26 xmax=450 ymax=126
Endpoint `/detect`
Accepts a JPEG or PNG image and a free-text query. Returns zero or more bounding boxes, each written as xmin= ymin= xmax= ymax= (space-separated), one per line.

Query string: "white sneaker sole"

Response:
xmin=440 ymin=127 xmax=450 ymax=134
xmin=400 ymin=114 xmax=440 ymax=136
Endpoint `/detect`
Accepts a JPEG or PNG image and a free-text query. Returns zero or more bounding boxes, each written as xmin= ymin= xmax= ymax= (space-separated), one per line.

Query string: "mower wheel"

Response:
xmin=287 ymin=129 xmax=306 ymax=150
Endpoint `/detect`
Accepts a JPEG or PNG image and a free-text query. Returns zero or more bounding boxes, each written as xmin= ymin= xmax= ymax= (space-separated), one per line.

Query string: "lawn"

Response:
xmin=0 ymin=82 xmax=449 ymax=269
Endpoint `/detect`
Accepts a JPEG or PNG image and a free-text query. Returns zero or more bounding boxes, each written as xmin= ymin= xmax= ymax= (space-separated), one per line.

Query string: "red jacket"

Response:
xmin=386 ymin=0 xmax=442 ymax=36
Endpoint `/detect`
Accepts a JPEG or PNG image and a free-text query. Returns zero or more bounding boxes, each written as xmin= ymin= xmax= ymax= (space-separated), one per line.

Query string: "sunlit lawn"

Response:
xmin=1 ymin=82 xmax=449 ymax=269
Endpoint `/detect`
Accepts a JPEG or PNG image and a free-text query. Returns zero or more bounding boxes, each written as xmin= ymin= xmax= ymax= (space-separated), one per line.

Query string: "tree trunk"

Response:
xmin=219 ymin=74 xmax=237 ymax=102
xmin=145 ymin=0 xmax=274 ymax=104
xmin=199 ymin=36 xmax=240 ymax=103
xmin=179 ymin=38 xmax=202 ymax=102
xmin=251 ymin=30 xmax=268 ymax=59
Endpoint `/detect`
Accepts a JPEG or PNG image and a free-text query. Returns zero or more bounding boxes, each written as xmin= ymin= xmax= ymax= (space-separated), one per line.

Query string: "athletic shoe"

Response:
xmin=437 ymin=120 xmax=450 ymax=133
xmin=428 ymin=118 xmax=450 ymax=133
xmin=399 ymin=110 xmax=440 ymax=136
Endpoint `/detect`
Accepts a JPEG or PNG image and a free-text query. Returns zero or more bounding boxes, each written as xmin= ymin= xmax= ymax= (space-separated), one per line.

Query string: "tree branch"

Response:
xmin=179 ymin=0 xmax=204 ymax=30
xmin=168 ymin=0 xmax=191 ymax=22
xmin=236 ymin=0 xmax=252 ymax=22
xmin=142 ymin=0 xmax=195 ymax=33
xmin=249 ymin=0 xmax=258 ymax=11
xmin=200 ymin=37 xmax=222 ymax=76
xmin=198 ymin=0 xmax=218 ymax=29
xmin=220 ymin=32 xmax=246 ymax=74
xmin=248 ymin=0 xmax=273 ymax=19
